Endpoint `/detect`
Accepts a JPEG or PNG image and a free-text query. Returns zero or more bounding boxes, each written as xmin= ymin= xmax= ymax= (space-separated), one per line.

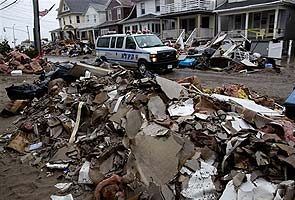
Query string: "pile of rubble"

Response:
xmin=178 ymin=33 xmax=281 ymax=73
xmin=1 ymin=68 xmax=295 ymax=200
xmin=45 ymin=40 xmax=93 ymax=57
xmin=0 ymin=50 xmax=53 ymax=75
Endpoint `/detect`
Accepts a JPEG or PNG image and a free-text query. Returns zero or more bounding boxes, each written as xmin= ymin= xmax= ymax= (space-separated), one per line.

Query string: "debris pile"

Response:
xmin=1 ymin=69 xmax=295 ymax=200
xmin=0 ymin=50 xmax=52 ymax=75
xmin=178 ymin=33 xmax=281 ymax=73
xmin=45 ymin=40 xmax=93 ymax=57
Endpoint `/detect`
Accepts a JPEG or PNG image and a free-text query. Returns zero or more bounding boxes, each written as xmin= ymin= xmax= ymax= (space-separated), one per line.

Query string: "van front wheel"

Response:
xmin=138 ymin=61 xmax=147 ymax=75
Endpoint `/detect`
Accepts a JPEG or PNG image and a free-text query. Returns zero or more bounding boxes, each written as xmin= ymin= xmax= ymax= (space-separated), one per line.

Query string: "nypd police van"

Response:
xmin=95 ymin=33 xmax=178 ymax=74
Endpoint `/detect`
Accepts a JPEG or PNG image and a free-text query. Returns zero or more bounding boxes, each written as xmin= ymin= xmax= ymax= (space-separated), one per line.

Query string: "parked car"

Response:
xmin=95 ymin=33 xmax=178 ymax=74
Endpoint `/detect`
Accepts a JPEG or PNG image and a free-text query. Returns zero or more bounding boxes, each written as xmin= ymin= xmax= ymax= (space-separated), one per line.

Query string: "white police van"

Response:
xmin=95 ymin=33 xmax=178 ymax=74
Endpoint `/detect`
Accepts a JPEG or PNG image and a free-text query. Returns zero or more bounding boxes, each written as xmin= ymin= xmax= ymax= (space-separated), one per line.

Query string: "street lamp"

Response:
xmin=3 ymin=25 xmax=30 ymax=47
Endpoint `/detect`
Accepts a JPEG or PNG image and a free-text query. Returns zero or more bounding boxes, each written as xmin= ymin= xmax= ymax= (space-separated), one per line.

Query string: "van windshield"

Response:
xmin=134 ymin=35 xmax=164 ymax=48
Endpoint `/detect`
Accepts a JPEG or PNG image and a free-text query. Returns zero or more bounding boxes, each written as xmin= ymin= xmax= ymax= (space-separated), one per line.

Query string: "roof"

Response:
xmin=158 ymin=9 xmax=213 ymax=18
xmin=215 ymin=0 xmax=281 ymax=12
xmin=119 ymin=0 xmax=134 ymax=6
xmin=50 ymin=28 xmax=62 ymax=32
xmin=89 ymin=3 xmax=106 ymax=12
xmin=120 ymin=14 xmax=159 ymax=24
xmin=98 ymin=20 xmax=122 ymax=28
xmin=105 ymin=0 xmax=134 ymax=8
xmin=64 ymin=0 xmax=108 ymax=13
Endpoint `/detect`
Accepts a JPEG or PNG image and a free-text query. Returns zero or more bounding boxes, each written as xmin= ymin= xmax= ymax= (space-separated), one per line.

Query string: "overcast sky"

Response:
xmin=0 ymin=0 xmax=59 ymax=46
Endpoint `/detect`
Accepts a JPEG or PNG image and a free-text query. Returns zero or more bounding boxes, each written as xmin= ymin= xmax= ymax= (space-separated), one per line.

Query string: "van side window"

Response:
xmin=97 ymin=37 xmax=110 ymax=48
xmin=110 ymin=37 xmax=116 ymax=48
xmin=116 ymin=37 xmax=124 ymax=48
xmin=126 ymin=36 xmax=136 ymax=49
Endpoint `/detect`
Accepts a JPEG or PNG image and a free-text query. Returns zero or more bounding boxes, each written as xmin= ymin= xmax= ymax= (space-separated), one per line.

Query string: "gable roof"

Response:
xmin=64 ymin=0 xmax=108 ymax=13
xmin=105 ymin=0 xmax=134 ymax=8
xmin=215 ymin=0 xmax=281 ymax=12
xmin=89 ymin=3 xmax=106 ymax=12
xmin=120 ymin=14 xmax=159 ymax=24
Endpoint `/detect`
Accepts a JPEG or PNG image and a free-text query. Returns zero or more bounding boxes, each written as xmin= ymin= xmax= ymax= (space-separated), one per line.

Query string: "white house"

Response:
xmin=121 ymin=0 xmax=161 ymax=34
xmin=50 ymin=0 xmax=107 ymax=41
xmin=79 ymin=3 xmax=107 ymax=43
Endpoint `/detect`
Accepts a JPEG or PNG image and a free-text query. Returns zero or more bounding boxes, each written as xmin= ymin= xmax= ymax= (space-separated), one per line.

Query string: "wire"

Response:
xmin=0 ymin=0 xmax=19 ymax=10
xmin=0 ymin=0 xmax=8 ymax=6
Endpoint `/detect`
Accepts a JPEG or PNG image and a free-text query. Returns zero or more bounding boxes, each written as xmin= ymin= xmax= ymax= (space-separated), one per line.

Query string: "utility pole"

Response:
xmin=26 ymin=25 xmax=30 ymax=41
xmin=33 ymin=0 xmax=41 ymax=55
xmin=12 ymin=24 xmax=16 ymax=48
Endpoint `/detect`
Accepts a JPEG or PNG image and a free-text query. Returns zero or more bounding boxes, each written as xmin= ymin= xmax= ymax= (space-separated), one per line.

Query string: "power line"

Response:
xmin=0 ymin=0 xmax=19 ymax=10
xmin=0 ymin=0 xmax=8 ymax=6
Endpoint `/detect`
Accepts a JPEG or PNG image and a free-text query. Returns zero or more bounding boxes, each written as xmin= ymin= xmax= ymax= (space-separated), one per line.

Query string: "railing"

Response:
xmin=161 ymin=0 xmax=214 ymax=14
xmin=221 ymin=29 xmax=284 ymax=39
xmin=221 ymin=30 xmax=246 ymax=38
xmin=199 ymin=28 xmax=214 ymax=39
xmin=162 ymin=29 xmax=185 ymax=39
xmin=187 ymin=28 xmax=214 ymax=39
xmin=162 ymin=28 xmax=214 ymax=40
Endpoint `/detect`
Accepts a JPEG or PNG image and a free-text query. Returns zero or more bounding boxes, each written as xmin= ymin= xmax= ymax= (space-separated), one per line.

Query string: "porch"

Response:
xmin=217 ymin=9 xmax=288 ymax=40
xmin=160 ymin=14 xmax=215 ymax=40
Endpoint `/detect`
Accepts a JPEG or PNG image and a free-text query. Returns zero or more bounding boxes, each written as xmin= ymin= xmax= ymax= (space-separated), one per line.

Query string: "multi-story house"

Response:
xmin=121 ymin=0 xmax=161 ymax=34
xmin=98 ymin=0 xmax=136 ymax=35
xmin=158 ymin=0 xmax=216 ymax=40
xmin=50 ymin=0 xmax=107 ymax=41
xmin=79 ymin=3 xmax=107 ymax=43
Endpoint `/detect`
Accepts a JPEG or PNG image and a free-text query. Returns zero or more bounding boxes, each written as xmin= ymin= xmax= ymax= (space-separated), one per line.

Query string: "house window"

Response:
xmin=152 ymin=23 xmax=155 ymax=32
xmin=81 ymin=32 xmax=86 ymax=38
xmin=171 ymin=21 xmax=175 ymax=29
xmin=253 ymin=13 xmax=261 ymax=28
xmin=63 ymin=18 xmax=65 ymax=25
xmin=94 ymin=15 xmax=97 ymax=23
xmin=97 ymin=37 xmax=110 ymax=47
xmin=59 ymin=19 xmax=62 ymax=27
xmin=201 ymin=16 xmax=210 ymax=28
xmin=117 ymin=8 xmax=122 ymax=19
xmin=132 ymin=25 xmax=138 ymax=32
xmin=155 ymin=0 xmax=160 ymax=12
xmin=86 ymin=15 xmax=90 ymax=22
xmin=76 ymin=16 xmax=80 ymax=23
xmin=69 ymin=16 xmax=72 ymax=24
xmin=140 ymin=3 xmax=145 ymax=15
xmin=108 ymin=10 xmax=112 ymax=21
xmin=155 ymin=24 xmax=160 ymax=33
xmin=125 ymin=26 xmax=130 ymax=33
xmin=116 ymin=37 xmax=124 ymax=48
xmin=234 ymin=15 xmax=242 ymax=29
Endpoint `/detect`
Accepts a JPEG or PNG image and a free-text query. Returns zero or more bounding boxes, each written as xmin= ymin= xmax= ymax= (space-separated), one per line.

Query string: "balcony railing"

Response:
xmin=162 ymin=29 xmax=185 ymax=39
xmin=162 ymin=28 xmax=214 ymax=40
xmin=161 ymin=0 xmax=214 ymax=14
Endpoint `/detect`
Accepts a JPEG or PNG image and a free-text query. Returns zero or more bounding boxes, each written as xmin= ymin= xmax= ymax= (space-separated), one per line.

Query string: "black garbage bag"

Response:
xmin=39 ymin=63 xmax=77 ymax=83
xmin=5 ymin=82 xmax=48 ymax=100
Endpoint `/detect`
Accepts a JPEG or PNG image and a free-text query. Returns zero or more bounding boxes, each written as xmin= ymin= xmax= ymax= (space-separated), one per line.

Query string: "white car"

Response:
xmin=95 ymin=33 xmax=178 ymax=74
